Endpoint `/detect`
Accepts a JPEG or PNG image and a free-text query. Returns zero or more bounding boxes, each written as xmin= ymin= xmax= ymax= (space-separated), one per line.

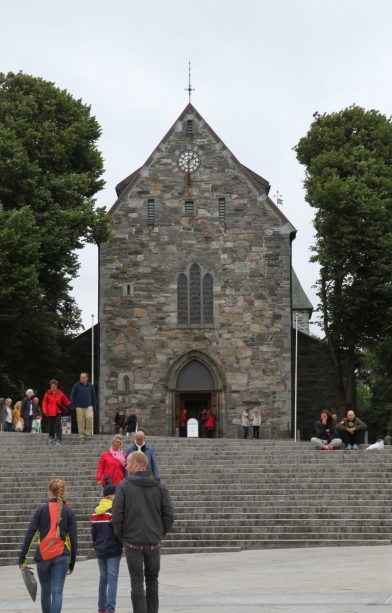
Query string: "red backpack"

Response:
xmin=38 ymin=502 xmax=65 ymax=560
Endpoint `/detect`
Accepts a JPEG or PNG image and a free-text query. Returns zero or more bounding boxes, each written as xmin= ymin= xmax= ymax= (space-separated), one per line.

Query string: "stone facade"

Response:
xmin=99 ymin=103 xmax=296 ymax=437
xmin=296 ymin=331 xmax=356 ymax=441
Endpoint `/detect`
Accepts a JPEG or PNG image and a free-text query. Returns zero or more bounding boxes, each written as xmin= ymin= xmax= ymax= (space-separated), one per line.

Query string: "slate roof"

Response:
xmin=292 ymin=268 xmax=313 ymax=312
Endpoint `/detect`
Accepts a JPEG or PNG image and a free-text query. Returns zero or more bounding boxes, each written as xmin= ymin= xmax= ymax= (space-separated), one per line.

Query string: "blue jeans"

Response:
xmin=36 ymin=553 xmax=69 ymax=613
xmin=97 ymin=555 xmax=121 ymax=613
xmin=4 ymin=422 xmax=13 ymax=432
xmin=125 ymin=547 xmax=160 ymax=613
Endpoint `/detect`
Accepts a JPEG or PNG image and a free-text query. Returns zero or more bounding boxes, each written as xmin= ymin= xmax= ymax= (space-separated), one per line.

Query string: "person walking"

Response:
xmin=251 ymin=409 xmax=261 ymax=439
xmin=21 ymin=389 xmax=35 ymax=432
xmin=70 ymin=372 xmax=97 ymax=442
xmin=114 ymin=407 xmax=126 ymax=434
xmin=4 ymin=398 xmax=13 ymax=431
xmin=91 ymin=484 xmax=122 ymax=613
xmin=19 ymin=478 xmax=77 ymax=613
xmin=125 ymin=409 xmax=138 ymax=437
xmin=125 ymin=431 xmax=159 ymax=477
xmin=42 ymin=380 xmax=70 ymax=446
xmin=112 ymin=451 xmax=174 ymax=613
xmin=96 ymin=435 xmax=127 ymax=487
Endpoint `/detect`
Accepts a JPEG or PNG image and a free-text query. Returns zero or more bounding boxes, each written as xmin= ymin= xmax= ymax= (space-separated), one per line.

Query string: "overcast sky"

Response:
xmin=2 ymin=0 xmax=392 ymax=333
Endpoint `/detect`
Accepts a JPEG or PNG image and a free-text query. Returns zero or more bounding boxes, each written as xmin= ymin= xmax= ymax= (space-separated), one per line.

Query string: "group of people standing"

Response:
xmin=311 ymin=408 xmax=367 ymax=450
xmin=179 ymin=408 xmax=215 ymax=438
xmin=4 ymin=391 xmax=42 ymax=432
xmin=241 ymin=408 xmax=262 ymax=439
xmin=19 ymin=431 xmax=171 ymax=613
xmin=3 ymin=372 xmax=97 ymax=445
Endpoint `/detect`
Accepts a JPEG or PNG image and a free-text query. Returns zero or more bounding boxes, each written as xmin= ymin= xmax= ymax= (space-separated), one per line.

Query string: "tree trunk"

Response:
xmin=321 ymin=277 xmax=355 ymax=409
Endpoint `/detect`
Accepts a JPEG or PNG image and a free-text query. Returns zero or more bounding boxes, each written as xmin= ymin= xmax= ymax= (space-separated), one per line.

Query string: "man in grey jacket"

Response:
xmin=112 ymin=451 xmax=174 ymax=613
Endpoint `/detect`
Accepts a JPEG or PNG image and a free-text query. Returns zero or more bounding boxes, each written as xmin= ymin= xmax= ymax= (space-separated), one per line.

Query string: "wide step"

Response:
xmin=1 ymin=433 xmax=391 ymax=566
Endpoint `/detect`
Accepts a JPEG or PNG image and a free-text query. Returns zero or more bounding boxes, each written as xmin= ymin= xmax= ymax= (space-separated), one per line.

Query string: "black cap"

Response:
xmin=103 ymin=484 xmax=116 ymax=497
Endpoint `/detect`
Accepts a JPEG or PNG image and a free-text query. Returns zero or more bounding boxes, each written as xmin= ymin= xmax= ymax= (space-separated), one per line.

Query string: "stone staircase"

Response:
xmin=1 ymin=433 xmax=391 ymax=566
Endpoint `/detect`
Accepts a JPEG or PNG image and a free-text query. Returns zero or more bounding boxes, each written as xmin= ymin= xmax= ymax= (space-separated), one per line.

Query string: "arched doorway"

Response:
xmin=166 ymin=351 xmax=225 ymax=437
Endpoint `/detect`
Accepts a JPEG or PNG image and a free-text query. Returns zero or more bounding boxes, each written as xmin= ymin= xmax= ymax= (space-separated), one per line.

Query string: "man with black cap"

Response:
xmin=112 ymin=451 xmax=174 ymax=613
xmin=91 ymin=484 xmax=122 ymax=613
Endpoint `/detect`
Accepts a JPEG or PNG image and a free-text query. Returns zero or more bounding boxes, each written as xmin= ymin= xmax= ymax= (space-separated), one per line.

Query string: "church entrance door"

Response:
xmin=167 ymin=352 xmax=224 ymax=438
xmin=176 ymin=391 xmax=220 ymax=438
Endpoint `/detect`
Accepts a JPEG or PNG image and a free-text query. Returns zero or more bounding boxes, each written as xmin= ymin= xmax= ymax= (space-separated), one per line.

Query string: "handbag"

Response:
xmin=38 ymin=502 xmax=65 ymax=560
xmin=21 ymin=566 xmax=37 ymax=601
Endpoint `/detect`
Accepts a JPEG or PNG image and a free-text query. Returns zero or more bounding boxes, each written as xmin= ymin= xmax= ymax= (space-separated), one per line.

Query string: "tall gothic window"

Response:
xmin=177 ymin=264 xmax=214 ymax=326
xmin=203 ymin=273 xmax=213 ymax=324
xmin=177 ymin=274 xmax=188 ymax=325
xmin=190 ymin=263 xmax=201 ymax=324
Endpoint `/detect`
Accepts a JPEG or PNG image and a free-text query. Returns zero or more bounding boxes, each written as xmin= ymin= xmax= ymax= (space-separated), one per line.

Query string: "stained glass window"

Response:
xmin=177 ymin=264 xmax=214 ymax=326
xmin=190 ymin=263 xmax=201 ymax=324
xmin=203 ymin=273 xmax=213 ymax=324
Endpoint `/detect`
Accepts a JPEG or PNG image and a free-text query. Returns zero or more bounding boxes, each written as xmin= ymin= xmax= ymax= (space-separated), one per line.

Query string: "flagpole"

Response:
xmin=294 ymin=313 xmax=298 ymax=442
xmin=91 ymin=314 xmax=94 ymax=385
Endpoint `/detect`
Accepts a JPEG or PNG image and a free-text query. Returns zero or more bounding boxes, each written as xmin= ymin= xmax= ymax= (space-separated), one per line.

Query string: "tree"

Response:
xmin=0 ymin=72 xmax=109 ymax=394
xmin=0 ymin=206 xmax=57 ymax=394
xmin=295 ymin=105 xmax=392 ymax=407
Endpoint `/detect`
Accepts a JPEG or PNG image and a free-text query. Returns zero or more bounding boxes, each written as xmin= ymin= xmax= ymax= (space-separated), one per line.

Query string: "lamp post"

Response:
xmin=91 ymin=314 xmax=94 ymax=386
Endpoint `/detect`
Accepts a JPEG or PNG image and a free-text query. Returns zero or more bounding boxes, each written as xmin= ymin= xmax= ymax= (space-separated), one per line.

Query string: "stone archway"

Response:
xmin=165 ymin=351 xmax=226 ymax=437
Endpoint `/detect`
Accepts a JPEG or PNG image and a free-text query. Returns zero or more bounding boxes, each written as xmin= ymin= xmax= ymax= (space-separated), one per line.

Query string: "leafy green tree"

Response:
xmin=357 ymin=345 xmax=392 ymax=440
xmin=0 ymin=206 xmax=57 ymax=394
xmin=0 ymin=72 xmax=109 ymax=394
xmin=295 ymin=105 xmax=392 ymax=407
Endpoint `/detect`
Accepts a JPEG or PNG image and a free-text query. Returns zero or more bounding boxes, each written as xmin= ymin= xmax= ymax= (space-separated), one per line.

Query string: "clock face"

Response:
xmin=177 ymin=150 xmax=201 ymax=173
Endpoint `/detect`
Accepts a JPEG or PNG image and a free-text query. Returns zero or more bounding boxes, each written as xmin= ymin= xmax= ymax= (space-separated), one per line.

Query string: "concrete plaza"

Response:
xmin=1 ymin=545 xmax=392 ymax=612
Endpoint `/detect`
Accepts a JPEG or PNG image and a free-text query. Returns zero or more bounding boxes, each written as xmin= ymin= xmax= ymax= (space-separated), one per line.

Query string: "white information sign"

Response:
xmin=61 ymin=416 xmax=72 ymax=435
xmin=187 ymin=417 xmax=199 ymax=438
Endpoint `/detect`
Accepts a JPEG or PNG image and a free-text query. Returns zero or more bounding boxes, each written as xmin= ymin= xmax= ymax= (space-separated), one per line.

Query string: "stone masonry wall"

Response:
xmin=296 ymin=331 xmax=339 ymax=440
xmin=99 ymin=108 xmax=293 ymax=436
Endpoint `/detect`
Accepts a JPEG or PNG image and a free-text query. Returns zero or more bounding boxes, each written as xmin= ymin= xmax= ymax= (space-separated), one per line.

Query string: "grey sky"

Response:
xmin=1 ymin=0 xmax=391 ymax=332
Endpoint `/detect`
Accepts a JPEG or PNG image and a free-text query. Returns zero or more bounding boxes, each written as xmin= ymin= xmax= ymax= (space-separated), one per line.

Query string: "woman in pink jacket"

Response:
xmin=96 ymin=435 xmax=127 ymax=487
xmin=42 ymin=379 xmax=70 ymax=447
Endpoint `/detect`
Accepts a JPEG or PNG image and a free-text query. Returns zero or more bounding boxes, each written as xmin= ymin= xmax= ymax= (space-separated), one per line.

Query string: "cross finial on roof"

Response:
xmin=185 ymin=61 xmax=195 ymax=103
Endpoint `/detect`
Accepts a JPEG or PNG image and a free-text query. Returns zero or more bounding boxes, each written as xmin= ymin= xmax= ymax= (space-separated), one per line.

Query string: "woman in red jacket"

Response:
xmin=96 ymin=435 xmax=127 ymax=487
xmin=42 ymin=380 xmax=70 ymax=447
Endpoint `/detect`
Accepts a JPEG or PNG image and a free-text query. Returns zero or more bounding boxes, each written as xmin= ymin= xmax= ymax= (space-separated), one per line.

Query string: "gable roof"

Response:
xmin=110 ymin=103 xmax=296 ymax=232
xmin=292 ymin=268 xmax=313 ymax=312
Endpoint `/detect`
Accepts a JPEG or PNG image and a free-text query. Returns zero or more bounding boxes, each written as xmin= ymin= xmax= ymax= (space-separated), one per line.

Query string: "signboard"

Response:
xmin=187 ymin=417 xmax=199 ymax=438
xmin=61 ymin=416 xmax=72 ymax=435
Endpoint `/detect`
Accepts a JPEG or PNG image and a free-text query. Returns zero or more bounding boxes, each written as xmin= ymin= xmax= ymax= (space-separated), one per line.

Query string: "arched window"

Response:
xmin=177 ymin=264 xmax=214 ymax=326
xmin=203 ymin=273 xmax=213 ymax=324
xmin=177 ymin=274 xmax=188 ymax=325
xmin=123 ymin=375 xmax=130 ymax=392
xmin=190 ymin=263 xmax=201 ymax=324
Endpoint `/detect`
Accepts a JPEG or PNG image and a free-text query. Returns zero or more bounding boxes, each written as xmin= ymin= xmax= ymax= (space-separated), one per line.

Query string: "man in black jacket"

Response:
xmin=112 ymin=451 xmax=174 ymax=613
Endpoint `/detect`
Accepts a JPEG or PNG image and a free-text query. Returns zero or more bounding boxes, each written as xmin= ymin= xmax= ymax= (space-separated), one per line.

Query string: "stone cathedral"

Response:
xmin=99 ymin=103 xmax=313 ymax=438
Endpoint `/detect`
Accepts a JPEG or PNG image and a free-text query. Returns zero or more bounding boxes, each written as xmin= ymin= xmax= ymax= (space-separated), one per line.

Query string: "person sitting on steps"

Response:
xmin=310 ymin=409 xmax=342 ymax=451
xmin=337 ymin=409 xmax=367 ymax=450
